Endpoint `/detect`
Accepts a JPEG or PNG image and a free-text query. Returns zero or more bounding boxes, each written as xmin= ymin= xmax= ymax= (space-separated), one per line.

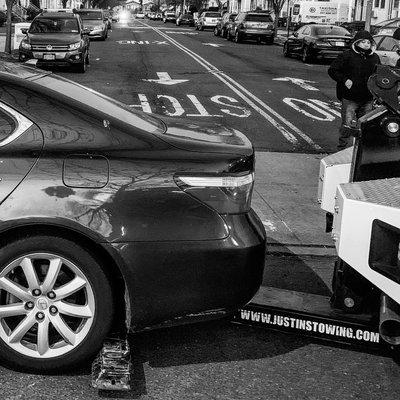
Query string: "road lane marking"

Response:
xmin=165 ymin=31 xmax=199 ymax=35
xmin=137 ymin=21 xmax=321 ymax=150
xmin=116 ymin=40 xmax=169 ymax=45
xmin=203 ymin=43 xmax=224 ymax=47
xmin=157 ymin=95 xmax=185 ymax=116
xmin=283 ymin=98 xmax=335 ymax=121
xmin=273 ymin=77 xmax=319 ymax=91
xmin=143 ymin=72 xmax=189 ymax=85
xmin=130 ymin=93 xmax=250 ymax=118
xmin=284 ymin=98 xmax=340 ymax=121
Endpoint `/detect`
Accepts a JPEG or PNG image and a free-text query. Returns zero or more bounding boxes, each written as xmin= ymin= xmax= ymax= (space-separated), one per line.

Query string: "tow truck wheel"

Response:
xmin=0 ymin=235 xmax=113 ymax=373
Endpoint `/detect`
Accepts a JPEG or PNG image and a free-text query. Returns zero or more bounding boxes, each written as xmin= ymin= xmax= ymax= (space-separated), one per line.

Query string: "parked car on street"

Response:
xmin=374 ymin=34 xmax=400 ymax=66
xmin=176 ymin=13 xmax=194 ymax=26
xmin=0 ymin=61 xmax=266 ymax=373
xmin=340 ymin=20 xmax=366 ymax=36
xmin=372 ymin=18 xmax=400 ymax=35
xmin=283 ymin=24 xmax=352 ymax=63
xmin=74 ymin=9 xmax=108 ymax=40
xmin=135 ymin=12 xmax=145 ymax=19
xmin=163 ymin=11 xmax=176 ymax=23
xmin=227 ymin=11 xmax=274 ymax=44
xmin=195 ymin=11 xmax=221 ymax=31
xmin=214 ymin=12 xmax=237 ymax=37
xmin=18 ymin=12 xmax=90 ymax=73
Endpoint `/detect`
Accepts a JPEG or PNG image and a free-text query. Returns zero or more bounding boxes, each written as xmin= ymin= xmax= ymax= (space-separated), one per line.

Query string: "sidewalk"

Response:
xmin=253 ymin=151 xmax=335 ymax=256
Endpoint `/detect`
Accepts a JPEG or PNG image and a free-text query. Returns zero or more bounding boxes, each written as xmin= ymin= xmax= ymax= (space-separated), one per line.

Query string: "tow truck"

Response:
xmin=91 ymin=65 xmax=400 ymax=390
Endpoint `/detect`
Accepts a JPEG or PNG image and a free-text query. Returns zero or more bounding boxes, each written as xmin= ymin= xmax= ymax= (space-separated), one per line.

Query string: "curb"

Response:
xmin=267 ymin=243 xmax=336 ymax=257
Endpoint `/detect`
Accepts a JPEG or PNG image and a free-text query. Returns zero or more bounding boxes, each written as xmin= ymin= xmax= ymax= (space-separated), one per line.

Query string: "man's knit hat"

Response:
xmin=353 ymin=30 xmax=374 ymax=44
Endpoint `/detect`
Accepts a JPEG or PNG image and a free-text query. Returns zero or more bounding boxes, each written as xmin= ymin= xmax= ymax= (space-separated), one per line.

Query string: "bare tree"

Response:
xmin=271 ymin=0 xmax=286 ymax=36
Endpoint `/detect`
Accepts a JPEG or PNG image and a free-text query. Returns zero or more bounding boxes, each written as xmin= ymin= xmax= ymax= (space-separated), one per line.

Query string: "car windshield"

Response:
xmin=29 ymin=18 xmax=79 ymax=33
xmin=204 ymin=12 xmax=221 ymax=17
xmin=245 ymin=14 xmax=272 ymax=22
xmin=76 ymin=11 xmax=102 ymax=20
xmin=314 ymin=26 xmax=350 ymax=36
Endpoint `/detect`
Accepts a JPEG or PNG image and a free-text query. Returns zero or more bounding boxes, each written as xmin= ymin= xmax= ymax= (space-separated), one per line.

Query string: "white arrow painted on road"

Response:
xmin=273 ymin=77 xmax=319 ymax=91
xmin=202 ymin=43 xmax=224 ymax=47
xmin=143 ymin=72 xmax=189 ymax=86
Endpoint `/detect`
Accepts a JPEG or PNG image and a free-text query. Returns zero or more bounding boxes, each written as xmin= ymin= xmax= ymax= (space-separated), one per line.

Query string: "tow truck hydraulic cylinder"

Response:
xmin=379 ymin=294 xmax=400 ymax=346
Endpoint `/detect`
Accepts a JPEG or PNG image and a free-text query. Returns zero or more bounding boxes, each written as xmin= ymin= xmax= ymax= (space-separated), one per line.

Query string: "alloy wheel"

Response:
xmin=0 ymin=253 xmax=95 ymax=359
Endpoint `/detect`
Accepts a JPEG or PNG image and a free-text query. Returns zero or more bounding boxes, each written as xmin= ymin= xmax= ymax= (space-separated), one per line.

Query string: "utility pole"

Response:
xmin=364 ymin=0 xmax=373 ymax=31
xmin=286 ymin=0 xmax=292 ymax=38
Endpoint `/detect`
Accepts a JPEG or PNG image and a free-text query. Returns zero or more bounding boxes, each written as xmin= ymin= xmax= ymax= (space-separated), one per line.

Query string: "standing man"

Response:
xmin=328 ymin=30 xmax=380 ymax=150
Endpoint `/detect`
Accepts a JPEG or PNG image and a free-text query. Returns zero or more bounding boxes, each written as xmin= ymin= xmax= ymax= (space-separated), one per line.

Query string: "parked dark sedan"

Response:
xmin=283 ymin=24 xmax=352 ymax=63
xmin=0 ymin=62 xmax=266 ymax=373
xmin=214 ymin=12 xmax=237 ymax=38
xmin=227 ymin=12 xmax=274 ymax=44
xmin=176 ymin=12 xmax=194 ymax=26
xmin=19 ymin=12 xmax=90 ymax=73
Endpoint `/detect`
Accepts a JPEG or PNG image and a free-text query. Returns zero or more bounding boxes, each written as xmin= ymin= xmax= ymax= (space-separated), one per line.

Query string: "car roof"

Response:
xmin=75 ymin=9 xmax=103 ymax=13
xmin=36 ymin=12 xmax=77 ymax=19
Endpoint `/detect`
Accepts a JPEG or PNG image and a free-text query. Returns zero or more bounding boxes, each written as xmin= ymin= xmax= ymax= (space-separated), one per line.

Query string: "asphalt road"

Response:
xmin=56 ymin=18 xmax=341 ymax=154
xmin=1 ymin=18 xmax=399 ymax=400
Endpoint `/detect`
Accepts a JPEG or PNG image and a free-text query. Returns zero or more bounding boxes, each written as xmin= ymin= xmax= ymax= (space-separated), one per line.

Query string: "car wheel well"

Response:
xmin=0 ymin=224 xmax=128 ymax=334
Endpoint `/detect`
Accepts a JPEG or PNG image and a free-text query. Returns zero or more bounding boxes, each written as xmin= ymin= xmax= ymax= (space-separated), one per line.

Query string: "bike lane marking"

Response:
xmin=136 ymin=21 xmax=322 ymax=151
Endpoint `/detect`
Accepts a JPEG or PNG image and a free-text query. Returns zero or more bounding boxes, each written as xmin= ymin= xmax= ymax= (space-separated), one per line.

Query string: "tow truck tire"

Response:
xmin=0 ymin=235 xmax=114 ymax=373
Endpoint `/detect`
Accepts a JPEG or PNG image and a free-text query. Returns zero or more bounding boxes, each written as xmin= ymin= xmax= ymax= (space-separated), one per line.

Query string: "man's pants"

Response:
xmin=338 ymin=99 xmax=373 ymax=150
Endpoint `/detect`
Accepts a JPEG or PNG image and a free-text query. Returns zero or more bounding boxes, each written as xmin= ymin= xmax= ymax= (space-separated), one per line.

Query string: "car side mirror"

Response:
xmin=21 ymin=28 xmax=28 ymax=34
xmin=82 ymin=28 xmax=90 ymax=35
xmin=293 ymin=32 xmax=298 ymax=37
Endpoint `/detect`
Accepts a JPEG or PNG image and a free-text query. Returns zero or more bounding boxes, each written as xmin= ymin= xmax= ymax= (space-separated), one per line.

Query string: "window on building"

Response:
xmin=374 ymin=0 xmax=380 ymax=7
xmin=381 ymin=0 xmax=385 ymax=8
xmin=395 ymin=0 xmax=399 ymax=8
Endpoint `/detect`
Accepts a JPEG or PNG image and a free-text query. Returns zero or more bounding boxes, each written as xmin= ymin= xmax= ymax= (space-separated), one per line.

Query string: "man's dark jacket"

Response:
xmin=328 ymin=30 xmax=380 ymax=102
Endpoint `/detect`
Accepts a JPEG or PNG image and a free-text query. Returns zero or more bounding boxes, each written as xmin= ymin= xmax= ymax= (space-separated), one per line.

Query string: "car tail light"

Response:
xmin=174 ymin=172 xmax=254 ymax=214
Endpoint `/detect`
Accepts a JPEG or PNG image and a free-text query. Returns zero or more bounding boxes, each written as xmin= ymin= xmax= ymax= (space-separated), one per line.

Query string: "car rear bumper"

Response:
xmin=110 ymin=209 xmax=267 ymax=330
xmin=240 ymin=30 xmax=274 ymax=39
xmin=311 ymin=48 xmax=347 ymax=58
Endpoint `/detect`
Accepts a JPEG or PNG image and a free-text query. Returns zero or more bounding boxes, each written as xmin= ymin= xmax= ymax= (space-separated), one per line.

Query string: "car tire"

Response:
xmin=234 ymin=31 xmax=241 ymax=43
xmin=200 ymin=25 xmax=204 ymax=31
xmin=302 ymin=46 xmax=311 ymax=63
xmin=283 ymin=42 xmax=291 ymax=57
xmin=0 ymin=235 xmax=114 ymax=373
xmin=214 ymin=26 xmax=219 ymax=36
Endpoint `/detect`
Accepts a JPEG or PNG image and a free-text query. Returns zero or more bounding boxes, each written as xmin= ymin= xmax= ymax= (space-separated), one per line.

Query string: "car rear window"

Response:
xmin=29 ymin=18 xmax=79 ymax=33
xmin=35 ymin=74 xmax=166 ymax=135
xmin=0 ymin=109 xmax=15 ymax=141
xmin=314 ymin=26 xmax=350 ymax=36
xmin=204 ymin=12 xmax=221 ymax=17
xmin=245 ymin=14 xmax=272 ymax=22
xmin=75 ymin=11 xmax=102 ymax=20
